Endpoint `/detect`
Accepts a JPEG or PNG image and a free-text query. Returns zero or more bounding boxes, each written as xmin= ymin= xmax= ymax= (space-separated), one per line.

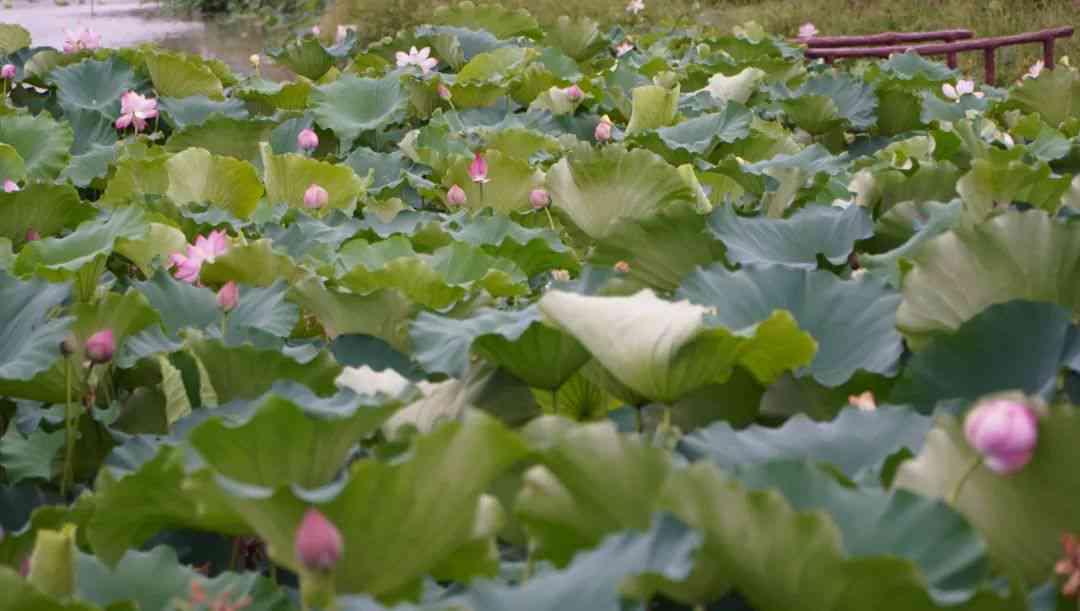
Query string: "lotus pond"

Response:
xmin=0 ymin=4 xmax=1079 ymax=610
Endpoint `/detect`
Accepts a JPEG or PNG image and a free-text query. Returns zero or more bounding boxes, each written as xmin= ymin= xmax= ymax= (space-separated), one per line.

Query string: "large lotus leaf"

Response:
xmin=456 ymin=47 xmax=531 ymax=84
xmin=0 ymin=24 xmax=30 ymax=54
xmin=70 ymin=289 xmax=161 ymax=368
xmin=739 ymin=145 xmax=847 ymax=217
xmin=268 ymin=35 xmax=333 ymax=80
xmin=410 ymin=305 xmax=589 ymax=389
xmin=0 ymin=568 xmax=101 ymax=611
xmin=218 ymin=414 xmax=529 ymax=600
xmin=896 ymin=405 xmax=1080 ymax=584
xmin=188 ymin=391 xmax=402 ymax=488
xmin=234 ymin=78 xmax=312 ymax=113
xmin=891 ymin=301 xmax=1080 ymax=410
xmin=97 ymin=156 xmax=169 ymax=207
xmin=310 ymin=74 xmax=408 ymax=144
xmin=260 ymin=143 xmax=367 ymax=213
xmin=61 ymin=144 xmax=117 ymax=188
xmin=588 ymin=204 xmax=726 ymax=292
xmin=432 ymin=1 xmax=541 ymax=39
xmin=1004 ymin=66 xmax=1080 ymax=129
xmin=632 ymin=103 xmax=752 ymax=162
xmin=0 ymin=425 xmax=64 ymax=484
xmin=538 ymin=289 xmax=817 ymax=404
xmin=775 ymin=72 xmax=878 ymax=133
xmin=0 ymin=112 xmax=73 ymax=180
xmin=860 ymin=200 xmax=962 ymax=286
xmin=144 ymin=50 xmax=224 ymax=100
xmin=61 ymin=103 xmax=118 ymax=156
xmin=440 ymin=150 xmax=544 ymax=214
xmin=708 ymin=203 xmax=872 ymax=269
xmin=678 ymin=407 xmax=931 ymax=481
xmin=705 ymin=67 xmax=766 ymax=105
xmin=543 ymin=15 xmax=604 ymax=61
xmin=14 ymin=206 xmax=148 ymax=281
xmin=546 ymin=144 xmax=696 ymax=240
xmin=626 ymin=85 xmax=680 ymax=133
xmin=186 ymin=335 xmax=342 ymax=403
xmin=114 ymin=222 xmax=187 ymax=277
xmin=0 ymin=142 xmax=25 ymax=182
xmin=289 ymin=275 xmax=414 ymax=350
xmin=0 ymin=183 xmax=96 ymax=246
xmin=224 ymin=280 xmax=299 ymax=341
xmin=897 ymin=210 xmax=1080 ymax=347
xmin=679 ymin=265 xmax=903 ymax=386
xmin=47 ymin=56 xmax=138 ymax=115
xmin=163 ymin=147 xmax=263 ymax=219
xmin=164 ymin=116 xmax=277 ymax=165
xmin=440 ymin=210 xmax=578 ymax=276
xmin=956 ymin=152 xmax=1071 ymax=220
xmin=344 ymin=147 xmax=408 ymax=194
xmin=158 ymin=95 xmax=247 ymax=129
xmin=133 ymin=270 xmax=218 ymax=337
xmin=75 ymin=546 xmax=289 ymax=611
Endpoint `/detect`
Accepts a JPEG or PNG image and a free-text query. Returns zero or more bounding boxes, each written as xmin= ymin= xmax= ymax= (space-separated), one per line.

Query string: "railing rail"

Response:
xmin=799 ymin=26 xmax=1075 ymax=84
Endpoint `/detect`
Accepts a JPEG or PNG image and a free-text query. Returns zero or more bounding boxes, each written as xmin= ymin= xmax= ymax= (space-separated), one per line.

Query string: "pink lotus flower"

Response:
xmin=311 ymin=25 xmax=321 ymax=37
xmin=1 ymin=64 xmax=15 ymax=80
xmin=295 ymin=508 xmax=343 ymax=572
xmin=942 ymin=80 xmax=984 ymax=101
xmin=468 ymin=153 xmax=489 ymax=184
xmin=217 ymin=281 xmax=238 ymax=311
xmin=297 ymin=128 xmax=319 ymax=151
xmin=1025 ymin=60 xmax=1045 ymax=80
xmin=963 ymin=397 xmax=1039 ymax=474
xmin=437 ymin=83 xmax=452 ymax=101
xmin=25 ymin=228 xmax=39 ymax=242
xmin=626 ymin=0 xmax=644 ymax=14
xmin=169 ymin=230 xmax=230 ymax=284
xmin=595 ymin=115 xmax=614 ymax=142
xmin=530 ymin=188 xmax=550 ymax=209
xmin=395 ymin=46 xmax=438 ymax=74
xmin=304 ymin=184 xmax=329 ymax=209
xmin=62 ymin=26 xmax=101 ymax=54
xmin=115 ymin=91 xmax=158 ymax=133
xmin=613 ymin=260 xmax=630 ymax=273
xmin=85 ymin=329 xmax=115 ymax=364
xmin=446 ymin=184 xmax=467 ymax=206
xmin=614 ymin=42 xmax=634 ymax=57
xmin=3 ymin=179 xmax=18 ymax=192
xmin=565 ymin=84 xmax=584 ymax=102
xmin=798 ymin=23 xmax=819 ymax=38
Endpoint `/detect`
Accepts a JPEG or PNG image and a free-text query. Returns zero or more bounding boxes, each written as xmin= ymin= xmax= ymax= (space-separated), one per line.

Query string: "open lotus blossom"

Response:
xmin=963 ymin=396 xmax=1039 ymax=475
xmin=62 ymin=26 xmax=101 ymax=54
xmin=626 ymin=0 xmax=644 ymax=14
xmin=798 ymin=22 xmax=819 ymax=38
xmin=304 ymin=184 xmax=329 ymax=209
xmin=85 ymin=329 xmax=115 ymax=364
xmin=595 ymin=115 xmax=614 ymax=142
xmin=1057 ymin=533 xmax=1080 ymax=597
xmin=3 ymin=179 xmax=18 ymax=192
xmin=446 ymin=184 xmax=467 ymax=206
xmin=0 ymin=64 xmax=14 ymax=80
xmin=216 ymin=281 xmax=239 ymax=311
xmin=468 ymin=153 xmax=490 ymax=184
xmin=614 ymin=41 xmax=634 ymax=57
xmin=530 ymin=188 xmax=550 ymax=209
xmin=169 ymin=230 xmax=229 ymax=284
xmin=115 ymin=91 xmax=158 ymax=133
xmin=395 ymin=46 xmax=438 ymax=74
xmin=295 ymin=509 xmax=343 ymax=572
xmin=297 ymin=128 xmax=319 ymax=151
xmin=1025 ymin=60 xmax=1045 ymax=80
xmin=942 ymin=79 xmax=984 ymax=100
xmin=564 ymin=84 xmax=584 ymax=102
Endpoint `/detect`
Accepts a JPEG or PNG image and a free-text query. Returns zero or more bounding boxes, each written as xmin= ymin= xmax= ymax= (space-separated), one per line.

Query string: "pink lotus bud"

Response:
xmin=85 ymin=329 xmax=115 ymax=364
xmin=529 ymin=188 xmax=550 ymax=209
xmin=297 ymin=128 xmax=319 ymax=151
xmin=565 ymin=84 xmax=584 ymax=102
xmin=595 ymin=116 xmax=613 ymax=142
xmin=1 ymin=64 xmax=15 ymax=80
xmin=311 ymin=25 xmax=321 ymax=36
xmin=216 ymin=281 xmax=238 ymax=311
xmin=303 ymin=184 xmax=329 ymax=209
xmin=25 ymin=228 xmax=39 ymax=242
xmin=468 ymin=152 xmax=489 ymax=184
xmin=3 ymin=179 xmax=18 ymax=192
xmin=551 ymin=269 xmax=570 ymax=282
xmin=19 ymin=556 xmax=29 ymax=577
xmin=437 ymin=83 xmax=452 ymax=100
xmin=295 ymin=508 xmax=343 ymax=572
xmin=613 ymin=260 xmax=630 ymax=273
xmin=446 ymin=184 xmax=467 ymax=206
xmin=963 ymin=397 xmax=1039 ymax=474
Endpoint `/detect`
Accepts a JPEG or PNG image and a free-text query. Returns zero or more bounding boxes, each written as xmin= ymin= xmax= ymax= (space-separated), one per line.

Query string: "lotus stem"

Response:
xmin=948 ymin=455 xmax=982 ymax=506
xmin=60 ymin=356 xmax=73 ymax=498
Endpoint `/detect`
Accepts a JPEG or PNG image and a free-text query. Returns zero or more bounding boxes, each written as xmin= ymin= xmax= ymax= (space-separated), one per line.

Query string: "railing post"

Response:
xmin=1044 ymin=37 xmax=1056 ymax=69
xmin=983 ymin=47 xmax=996 ymax=85
xmin=947 ymin=52 xmax=958 ymax=69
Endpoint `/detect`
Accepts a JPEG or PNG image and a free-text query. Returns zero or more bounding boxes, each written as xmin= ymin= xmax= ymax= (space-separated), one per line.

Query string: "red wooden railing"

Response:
xmin=797 ymin=29 xmax=973 ymax=69
xmin=795 ymin=26 xmax=1075 ymax=85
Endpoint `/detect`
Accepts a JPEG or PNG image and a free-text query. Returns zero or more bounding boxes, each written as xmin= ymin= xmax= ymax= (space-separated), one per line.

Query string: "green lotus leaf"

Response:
xmin=164 ymin=116 xmax=277 ymax=165
xmin=0 ymin=568 xmax=101 ymax=611
xmin=919 ymin=89 xmax=990 ymax=124
xmin=0 ymin=112 xmax=73 ymax=180
xmin=290 ymin=275 xmax=414 ymax=349
xmin=223 ymin=280 xmax=299 ymax=341
xmin=0 ymin=24 xmax=30 ymax=54
xmin=432 ymin=1 xmax=542 ymax=40
xmin=848 ymin=161 xmax=961 ymax=214
xmin=774 ymin=72 xmax=878 ymax=133
xmin=310 ymin=74 xmax=408 ymax=145
xmin=218 ymin=413 xmax=529 ymax=600
xmin=897 ymin=209 xmax=1080 ymax=347
xmin=114 ymin=222 xmax=187 ymax=276
xmin=538 ymin=289 xmax=817 ymax=404
xmin=410 ymin=305 xmax=589 ymax=389
xmin=344 ymin=147 xmax=408 ymax=194
xmin=707 ymin=203 xmax=872 ymax=269
xmin=896 ymin=404 xmax=1080 ymax=584
xmin=891 ymin=301 xmax=1080 ymax=410
xmin=97 ymin=156 xmax=168 ymax=207
xmin=440 ymin=209 xmax=578 ymax=276
xmin=234 ymin=78 xmax=312 ymax=112
xmin=543 ymin=15 xmax=604 ymax=61
xmin=60 ymin=144 xmax=116 ymax=188
xmin=0 ymin=183 xmax=96 ymax=246
xmin=632 ymin=103 xmax=752 ymax=162
xmin=163 ymin=147 xmax=264 ymax=219
xmin=261 ymin=143 xmax=368 ymax=213
xmin=860 ymin=200 xmax=962 ymax=286
xmin=0 ymin=426 xmax=64 ymax=484
xmin=69 ymin=289 xmax=161 ymax=367
xmin=0 ymin=142 xmax=25 ymax=183
xmin=1003 ymin=65 xmax=1080 ymax=129
xmin=705 ymin=67 xmax=766 ymax=105
xmin=626 ymin=85 xmax=680 ymax=133
xmin=679 ymin=265 xmax=903 ymax=386
xmin=440 ymin=149 xmax=544 ymax=214
xmin=133 ymin=270 xmax=218 ymax=337
xmin=268 ymin=35 xmax=333 ymax=80
xmin=740 ymin=145 xmax=847 ymax=217
xmin=144 ymin=49 xmax=224 ymax=100
xmin=14 ymin=206 xmax=148 ymax=281
xmin=956 ymin=150 xmax=1072 ymax=220
xmin=47 ymin=56 xmax=137 ymax=115
xmin=158 ymin=95 xmax=247 ymax=129
xmin=678 ymin=406 xmax=931 ymax=481
xmin=457 ymin=46 xmax=531 ymax=84
xmin=546 ymin=144 xmax=696 ymax=240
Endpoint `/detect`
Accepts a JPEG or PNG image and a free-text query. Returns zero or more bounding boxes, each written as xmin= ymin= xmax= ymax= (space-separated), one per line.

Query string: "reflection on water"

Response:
xmin=2 ymin=0 xmax=281 ymax=75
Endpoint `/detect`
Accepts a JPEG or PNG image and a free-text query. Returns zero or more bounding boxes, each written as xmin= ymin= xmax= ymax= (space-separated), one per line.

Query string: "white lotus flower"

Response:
xmin=1025 ymin=60 xmax=1045 ymax=80
xmin=626 ymin=0 xmax=644 ymax=14
xmin=798 ymin=22 xmax=818 ymax=38
xmin=395 ymin=46 xmax=438 ymax=74
xmin=942 ymin=79 xmax=983 ymax=101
